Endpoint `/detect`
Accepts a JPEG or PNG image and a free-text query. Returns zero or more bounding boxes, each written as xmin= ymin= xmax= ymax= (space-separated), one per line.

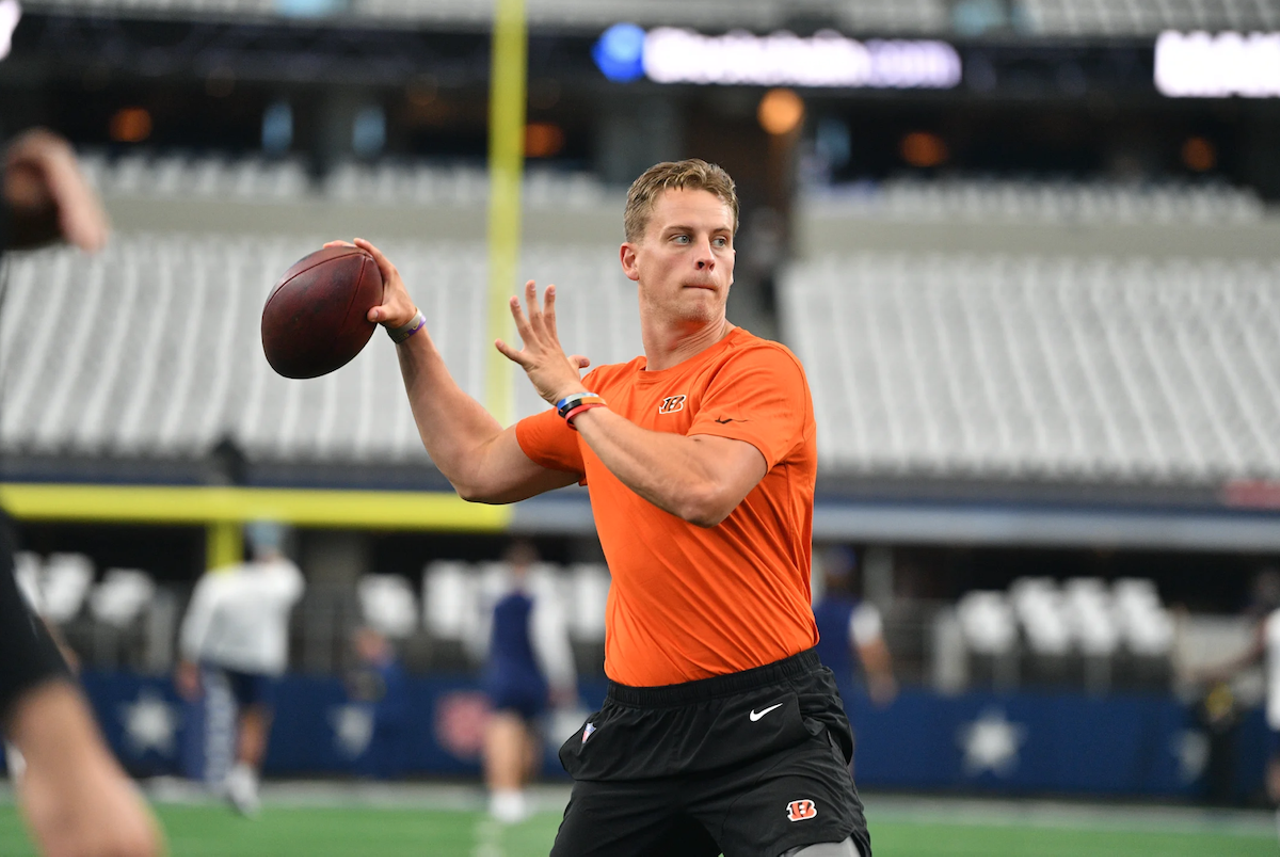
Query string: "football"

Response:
xmin=261 ymin=245 xmax=385 ymax=379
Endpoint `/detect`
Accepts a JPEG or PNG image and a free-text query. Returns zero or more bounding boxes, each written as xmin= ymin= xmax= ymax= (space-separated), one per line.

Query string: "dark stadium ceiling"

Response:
xmin=2 ymin=10 xmax=1170 ymax=101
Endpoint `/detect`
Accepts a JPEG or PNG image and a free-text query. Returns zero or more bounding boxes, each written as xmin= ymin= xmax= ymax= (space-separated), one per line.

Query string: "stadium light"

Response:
xmin=593 ymin=22 xmax=646 ymax=83
xmin=593 ymin=24 xmax=961 ymax=90
xmin=1155 ymin=30 xmax=1280 ymax=98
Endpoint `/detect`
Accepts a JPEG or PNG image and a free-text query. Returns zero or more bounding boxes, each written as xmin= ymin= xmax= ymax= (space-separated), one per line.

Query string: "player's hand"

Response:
xmin=4 ymin=127 xmax=109 ymax=252
xmin=174 ymin=660 xmax=201 ymax=701
xmin=868 ymin=675 xmax=898 ymax=707
xmin=323 ymin=238 xmax=419 ymax=330
xmin=496 ymin=280 xmax=591 ymax=404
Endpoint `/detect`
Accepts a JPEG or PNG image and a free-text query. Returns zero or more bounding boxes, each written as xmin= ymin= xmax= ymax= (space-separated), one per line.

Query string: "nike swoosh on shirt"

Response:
xmin=749 ymin=703 xmax=784 ymax=722
xmin=714 ymin=417 xmax=736 ymax=424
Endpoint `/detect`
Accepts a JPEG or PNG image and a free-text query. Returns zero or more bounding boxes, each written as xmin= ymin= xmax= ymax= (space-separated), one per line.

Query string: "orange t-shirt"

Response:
xmin=516 ymin=327 xmax=818 ymax=687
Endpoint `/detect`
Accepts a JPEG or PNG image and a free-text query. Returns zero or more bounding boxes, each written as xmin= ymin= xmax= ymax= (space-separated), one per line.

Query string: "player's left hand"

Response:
xmin=496 ymin=281 xmax=592 ymax=404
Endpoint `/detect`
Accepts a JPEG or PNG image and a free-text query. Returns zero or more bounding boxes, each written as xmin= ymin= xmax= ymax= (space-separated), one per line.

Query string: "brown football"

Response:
xmin=261 ymin=246 xmax=384 ymax=379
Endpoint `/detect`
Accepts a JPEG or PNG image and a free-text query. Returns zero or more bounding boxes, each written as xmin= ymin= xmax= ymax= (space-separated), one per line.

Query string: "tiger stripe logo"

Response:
xmin=786 ymin=799 xmax=818 ymax=822
xmin=658 ymin=395 xmax=687 ymax=415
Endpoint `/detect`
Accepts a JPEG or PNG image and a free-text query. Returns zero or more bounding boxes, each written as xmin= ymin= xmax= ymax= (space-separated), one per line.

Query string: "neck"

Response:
xmin=641 ymin=316 xmax=735 ymax=371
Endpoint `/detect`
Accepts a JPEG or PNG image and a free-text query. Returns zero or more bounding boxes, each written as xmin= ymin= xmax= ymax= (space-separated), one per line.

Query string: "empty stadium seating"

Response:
xmin=74 ymin=152 xmax=624 ymax=213
xmin=1020 ymin=0 xmax=1279 ymax=37
xmin=0 ymin=233 xmax=638 ymax=463
xmin=949 ymin=574 xmax=1173 ymax=692
xmin=802 ymin=177 xmax=1265 ymax=226
xmin=9 ymin=231 xmax=1280 ymax=485
xmin=22 ymin=0 xmax=951 ymax=33
xmin=779 ymin=251 xmax=1280 ymax=483
xmin=20 ymin=0 xmax=1276 ymax=36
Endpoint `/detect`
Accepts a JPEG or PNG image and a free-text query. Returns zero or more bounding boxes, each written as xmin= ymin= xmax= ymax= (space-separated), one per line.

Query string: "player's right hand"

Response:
xmin=323 ymin=238 xmax=419 ymax=331
xmin=174 ymin=660 xmax=202 ymax=700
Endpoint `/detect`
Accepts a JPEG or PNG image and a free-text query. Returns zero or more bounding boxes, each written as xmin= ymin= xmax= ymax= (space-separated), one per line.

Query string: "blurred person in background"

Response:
xmin=478 ymin=539 xmax=577 ymax=824
xmin=0 ymin=117 xmax=161 ymax=854
xmin=1194 ymin=568 xmax=1280 ymax=825
xmin=813 ymin=546 xmax=897 ymax=708
xmin=348 ymin=625 xmax=409 ymax=780
xmin=176 ymin=520 xmax=304 ymax=816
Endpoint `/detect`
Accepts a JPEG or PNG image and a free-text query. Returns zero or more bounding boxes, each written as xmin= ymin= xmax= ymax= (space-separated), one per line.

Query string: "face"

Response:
xmin=621 ymin=188 xmax=735 ymax=326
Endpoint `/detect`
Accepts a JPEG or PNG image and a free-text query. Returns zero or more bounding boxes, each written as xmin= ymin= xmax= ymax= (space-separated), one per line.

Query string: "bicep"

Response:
xmin=469 ymin=425 xmax=582 ymax=504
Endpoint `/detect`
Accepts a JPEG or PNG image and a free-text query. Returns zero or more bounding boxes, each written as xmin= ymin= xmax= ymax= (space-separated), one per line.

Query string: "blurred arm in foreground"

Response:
xmin=1 ymin=127 xmax=159 ymax=855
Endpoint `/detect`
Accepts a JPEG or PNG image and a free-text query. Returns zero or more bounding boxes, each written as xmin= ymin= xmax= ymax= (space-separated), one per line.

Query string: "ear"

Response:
xmin=619 ymin=242 xmax=641 ymax=282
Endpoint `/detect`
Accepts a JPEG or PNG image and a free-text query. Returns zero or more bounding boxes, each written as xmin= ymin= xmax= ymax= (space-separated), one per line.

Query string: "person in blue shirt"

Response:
xmin=478 ymin=541 xmax=577 ymax=823
xmin=349 ymin=626 xmax=409 ymax=780
xmin=813 ymin=546 xmax=897 ymax=709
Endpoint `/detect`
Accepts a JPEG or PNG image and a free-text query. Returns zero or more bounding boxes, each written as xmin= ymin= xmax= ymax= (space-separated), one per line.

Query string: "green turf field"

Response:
xmin=0 ymin=793 xmax=1275 ymax=856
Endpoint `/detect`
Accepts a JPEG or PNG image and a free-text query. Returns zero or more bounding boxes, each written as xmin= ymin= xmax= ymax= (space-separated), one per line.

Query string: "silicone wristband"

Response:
xmin=388 ymin=310 xmax=426 ymax=344
xmin=556 ymin=392 xmax=598 ymax=414
xmin=565 ymin=402 xmax=606 ymax=430
xmin=557 ymin=393 xmax=603 ymax=418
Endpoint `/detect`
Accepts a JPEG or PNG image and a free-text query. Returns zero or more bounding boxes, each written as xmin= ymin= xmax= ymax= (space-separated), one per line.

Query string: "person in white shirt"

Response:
xmin=175 ymin=521 xmax=304 ymax=816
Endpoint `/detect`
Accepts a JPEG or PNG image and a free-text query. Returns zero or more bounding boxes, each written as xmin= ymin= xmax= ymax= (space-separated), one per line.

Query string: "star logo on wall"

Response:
xmin=957 ymin=707 xmax=1026 ymax=777
xmin=329 ymin=704 xmax=374 ymax=758
xmin=1173 ymin=729 xmax=1209 ymax=784
xmin=119 ymin=689 xmax=181 ymax=757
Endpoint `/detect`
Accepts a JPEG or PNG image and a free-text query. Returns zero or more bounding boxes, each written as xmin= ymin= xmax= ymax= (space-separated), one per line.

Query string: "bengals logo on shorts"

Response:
xmin=658 ymin=395 xmax=686 ymax=414
xmin=786 ymin=799 xmax=818 ymax=822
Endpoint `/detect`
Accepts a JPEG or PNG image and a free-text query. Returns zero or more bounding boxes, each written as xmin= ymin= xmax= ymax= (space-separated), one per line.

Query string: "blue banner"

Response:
xmin=47 ymin=670 xmax=1267 ymax=802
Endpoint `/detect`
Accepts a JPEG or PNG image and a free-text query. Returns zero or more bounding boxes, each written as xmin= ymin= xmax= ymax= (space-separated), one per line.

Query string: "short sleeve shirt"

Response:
xmin=516 ymin=328 xmax=818 ymax=686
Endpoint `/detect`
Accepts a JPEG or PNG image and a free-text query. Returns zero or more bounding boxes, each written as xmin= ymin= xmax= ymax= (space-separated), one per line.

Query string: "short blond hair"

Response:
xmin=623 ymin=159 xmax=739 ymax=243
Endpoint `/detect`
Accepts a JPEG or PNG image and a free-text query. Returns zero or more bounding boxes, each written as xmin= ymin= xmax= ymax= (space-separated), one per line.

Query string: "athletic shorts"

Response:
xmin=211 ymin=667 xmax=275 ymax=710
xmin=484 ymin=668 xmax=548 ymax=721
xmin=1268 ymin=727 xmax=1280 ymax=762
xmin=551 ymin=648 xmax=871 ymax=857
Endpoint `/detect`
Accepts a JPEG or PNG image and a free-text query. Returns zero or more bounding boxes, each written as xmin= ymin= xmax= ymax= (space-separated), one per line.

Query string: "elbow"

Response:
xmin=452 ymin=480 xmax=499 ymax=505
xmin=674 ymin=484 xmax=737 ymax=528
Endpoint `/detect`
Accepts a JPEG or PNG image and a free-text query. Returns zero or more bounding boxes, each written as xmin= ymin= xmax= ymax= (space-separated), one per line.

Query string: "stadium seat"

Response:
xmin=41 ymin=553 xmax=95 ymax=624
xmin=422 ymin=560 xmax=476 ymax=643
xmin=88 ymin=568 xmax=156 ymax=629
xmin=956 ymin=590 xmax=1017 ymax=656
xmin=357 ymin=574 xmax=419 ymax=639
xmin=566 ymin=562 xmax=609 ymax=644
xmin=13 ymin=551 xmax=44 ymax=614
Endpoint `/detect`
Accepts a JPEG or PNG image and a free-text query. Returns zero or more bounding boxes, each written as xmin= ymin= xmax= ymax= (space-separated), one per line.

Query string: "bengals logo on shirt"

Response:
xmin=658 ymin=395 xmax=687 ymax=414
xmin=786 ymin=799 xmax=818 ymax=822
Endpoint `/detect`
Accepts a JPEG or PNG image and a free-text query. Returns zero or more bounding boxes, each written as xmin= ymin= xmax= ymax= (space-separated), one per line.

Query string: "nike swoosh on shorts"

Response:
xmin=749 ymin=703 xmax=784 ymax=721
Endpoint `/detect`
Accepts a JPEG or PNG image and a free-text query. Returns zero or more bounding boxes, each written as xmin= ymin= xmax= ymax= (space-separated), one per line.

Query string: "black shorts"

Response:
xmin=551 ymin=649 xmax=871 ymax=857
xmin=208 ymin=667 xmax=275 ymax=710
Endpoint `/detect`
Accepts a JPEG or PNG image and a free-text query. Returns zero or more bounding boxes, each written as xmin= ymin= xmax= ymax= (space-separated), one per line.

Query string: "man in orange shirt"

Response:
xmin=336 ymin=159 xmax=869 ymax=857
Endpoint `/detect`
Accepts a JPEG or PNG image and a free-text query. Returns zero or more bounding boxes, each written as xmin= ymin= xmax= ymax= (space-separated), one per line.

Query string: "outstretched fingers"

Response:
xmin=494 ymin=337 xmax=529 ymax=367
xmin=543 ymin=284 xmax=560 ymax=343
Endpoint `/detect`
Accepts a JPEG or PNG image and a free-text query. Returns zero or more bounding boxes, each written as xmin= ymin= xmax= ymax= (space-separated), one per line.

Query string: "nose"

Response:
xmin=694 ymin=237 xmax=715 ymax=270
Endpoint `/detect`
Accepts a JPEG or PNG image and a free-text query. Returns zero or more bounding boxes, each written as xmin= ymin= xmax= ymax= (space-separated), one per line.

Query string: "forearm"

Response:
xmin=7 ymin=679 xmax=112 ymax=775
xmin=395 ymin=332 xmax=507 ymax=499
xmin=572 ymin=408 xmax=735 ymax=526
